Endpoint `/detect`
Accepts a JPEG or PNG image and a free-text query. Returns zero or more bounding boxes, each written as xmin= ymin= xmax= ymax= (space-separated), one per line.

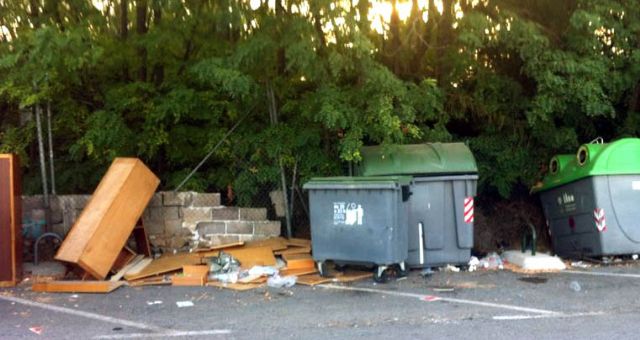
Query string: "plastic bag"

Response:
xmin=267 ymin=275 xmax=297 ymax=288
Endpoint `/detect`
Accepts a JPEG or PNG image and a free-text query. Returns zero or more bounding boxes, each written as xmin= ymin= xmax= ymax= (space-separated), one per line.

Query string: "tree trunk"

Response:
xmin=151 ymin=0 xmax=164 ymax=86
xmin=136 ymin=0 xmax=148 ymax=82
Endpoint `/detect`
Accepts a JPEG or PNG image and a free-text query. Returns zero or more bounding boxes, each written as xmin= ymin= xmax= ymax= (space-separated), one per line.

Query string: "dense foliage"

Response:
xmin=1 ymin=0 xmax=640 ymax=205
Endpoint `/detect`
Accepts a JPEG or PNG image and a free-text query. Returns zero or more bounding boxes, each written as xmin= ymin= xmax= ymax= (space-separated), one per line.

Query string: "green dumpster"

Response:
xmin=533 ymin=138 xmax=640 ymax=258
xmin=357 ymin=143 xmax=478 ymax=268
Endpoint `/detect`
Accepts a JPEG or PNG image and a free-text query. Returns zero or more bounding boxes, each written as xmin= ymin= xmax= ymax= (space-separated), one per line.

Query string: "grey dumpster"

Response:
xmin=357 ymin=143 xmax=478 ymax=268
xmin=303 ymin=176 xmax=412 ymax=282
xmin=533 ymin=138 xmax=640 ymax=258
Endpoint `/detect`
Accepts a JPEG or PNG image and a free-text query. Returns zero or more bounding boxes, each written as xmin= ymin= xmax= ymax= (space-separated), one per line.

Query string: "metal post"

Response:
xmin=35 ymin=104 xmax=49 ymax=211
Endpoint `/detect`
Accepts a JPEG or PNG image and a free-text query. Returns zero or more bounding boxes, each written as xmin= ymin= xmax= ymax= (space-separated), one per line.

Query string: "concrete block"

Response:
xmin=144 ymin=207 xmax=164 ymax=221
xmin=226 ymin=221 xmax=253 ymax=234
xmin=191 ymin=193 xmax=221 ymax=207
xmin=239 ymin=208 xmax=267 ymax=221
xmin=162 ymin=191 xmax=193 ymax=206
xmin=211 ymin=207 xmax=239 ymax=220
xmin=162 ymin=207 xmax=182 ymax=220
xmin=147 ymin=193 xmax=163 ymax=207
xmin=182 ymin=207 xmax=213 ymax=223
xmin=164 ymin=219 xmax=184 ymax=235
xmin=253 ymin=221 xmax=281 ymax=236
xmin=206 ymin=234 xmax=241 ymax=247
xmin=197 ymin=221 xmax=226 ymax=235
xmin=239 ymin=234 xmax=267 ymax=243
xmin=144 ymin=219 xmax=165 ymax=235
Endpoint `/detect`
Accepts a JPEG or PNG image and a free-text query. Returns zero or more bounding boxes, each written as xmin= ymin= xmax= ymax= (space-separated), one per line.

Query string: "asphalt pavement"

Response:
xmin=3 ymin=262 xmax=640 ymax=339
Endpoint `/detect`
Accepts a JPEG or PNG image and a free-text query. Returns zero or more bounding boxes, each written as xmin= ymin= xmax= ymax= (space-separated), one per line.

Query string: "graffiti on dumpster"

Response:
xmin=333 ymin=202 xmax=364 ymax=226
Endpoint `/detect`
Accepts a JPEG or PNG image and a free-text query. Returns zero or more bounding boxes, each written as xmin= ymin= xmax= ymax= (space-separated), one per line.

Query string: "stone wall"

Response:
xmin=21 ymin=192 xmax=282 ymax=253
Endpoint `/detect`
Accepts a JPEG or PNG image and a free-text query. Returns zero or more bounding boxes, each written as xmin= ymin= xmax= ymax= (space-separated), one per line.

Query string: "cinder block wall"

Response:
xmin=21 ymin=192 xmax=282 ymax=252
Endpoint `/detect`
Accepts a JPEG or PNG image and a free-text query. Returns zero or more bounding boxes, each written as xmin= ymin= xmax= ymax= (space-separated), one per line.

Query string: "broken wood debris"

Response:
xmin=33 ymin=234 xmax=378 ymax=293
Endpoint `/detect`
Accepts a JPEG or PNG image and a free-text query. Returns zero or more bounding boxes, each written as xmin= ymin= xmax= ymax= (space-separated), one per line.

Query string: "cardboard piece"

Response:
xmin=32 ymin=280 xmax=125 ymax=293
xmin=55 ymin=158 xmax=160 ymax=279
xmin=274 ymin=246 xmax=311 ymax=256
xmin=194 ymin=241 xmax=245 ymax=253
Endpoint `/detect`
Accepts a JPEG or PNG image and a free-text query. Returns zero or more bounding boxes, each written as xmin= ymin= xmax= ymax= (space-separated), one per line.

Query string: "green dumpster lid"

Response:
xmin=303 ymin=176 xmax=413 ymax=190
xmin=356 ymin=143 xmax=478 ymax=176
xmin=533 ymin=138 xmax=640 ymax=192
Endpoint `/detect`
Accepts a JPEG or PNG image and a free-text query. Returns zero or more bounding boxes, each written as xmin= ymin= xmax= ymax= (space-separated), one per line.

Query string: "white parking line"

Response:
xmin=319 ymin=284 xmax=559 ymax=315
xmin=93 ymin=330 xmax=231 ymax=339
xmin=492 ymin=311 xmax=604 ymax=321
xmin=0 ymin=294 xmax=232 ymax=338
xmin=0 ymin=294 xmax=170 ymax=332
xmin=563 ymin=270 xmax=640 ymax=278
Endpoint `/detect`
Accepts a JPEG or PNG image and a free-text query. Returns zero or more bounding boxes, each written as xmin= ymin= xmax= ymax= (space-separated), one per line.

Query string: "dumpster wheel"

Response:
xmin=317 ymin=261 xmax=330 ymax=278
xmin=373 ymin=266 xmax=390 ymax=283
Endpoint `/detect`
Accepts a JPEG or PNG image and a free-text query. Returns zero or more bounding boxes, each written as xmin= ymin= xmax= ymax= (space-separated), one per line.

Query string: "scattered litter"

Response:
xmin=69 ymin=294 xmax=79 ymax=299
xmin=432 ymin=286 xmax=455 ymax=292
xmin=267 ymin=275 xmax=297 ymax=288
xmin=146 ymin=300 xmax=163 ymax=305
xmin=210 ymin=271 xmax=239 ymax=284
xmin=633 ymin=254 xmax=639 ymax=260
xmin=569 ymin=281 xmax=581 ymax=292
xmin=176 ymin=300 xmax=194 ymax=308
xmin=467 ymin=256 xmax=480 ymax=272
xmin=112 ymin=327 xmax=123 ymax=331
xmin=248 ymin=266 xmax=278 ymax=277
xmin=208 ymin=251 xmax=241 ymax=274
xmin=29 ymin=326 xmax=43 ymax=335
xmin=571 ymin=261 xmax=591 ymax=268
xmin=443 ymin=265 xmax=460 ymax=272
xmin=478 ymin=252 xmax=503 ymax=270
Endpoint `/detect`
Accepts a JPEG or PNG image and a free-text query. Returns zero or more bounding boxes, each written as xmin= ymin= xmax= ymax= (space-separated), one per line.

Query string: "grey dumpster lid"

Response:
xmin=303 ymin=176 xmax=412 ymax=190
xmin=357 ymin=143 xmax=478 ymax=176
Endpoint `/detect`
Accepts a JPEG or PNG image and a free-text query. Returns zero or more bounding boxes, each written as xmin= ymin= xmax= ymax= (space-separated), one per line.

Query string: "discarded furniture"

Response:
xmin=55 ymin=158 xmax=160 ymax=279
xmin=0 ymin=154 xmax=22 ymax=287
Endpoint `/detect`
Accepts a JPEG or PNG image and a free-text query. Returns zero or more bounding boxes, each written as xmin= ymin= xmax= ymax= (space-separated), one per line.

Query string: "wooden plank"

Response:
xmin=110 ymin=255 xmax=145 ymax=282
xmin=32 ymin=281 xmax=125 ymax=293
xmin=206 ymin=282 xmax=265 ymax=291
xmin=243 ymin=237 xmax=288 ymax=251
xmin=223 ymin=246 xmax=277 ymax=269
xmin=295 ymin=274 xmax=333 ymax=286
xmin=283 ymin=254 xmax=315 ymax=270
xmin=55 ymin=158 xmax=160 ymax=279
xmin=333 ymin=270 xmax=371 ymax=283
xmin=0 ymin=154 xmax=21 ymax=287
xmin=172 ymin=276 xmax=206 ymax=286
xmin=279 ymin=268 xmax=318 ymax=277
xmin=123 ymin=258 xmax=153 ymax=277
xmin=127 ymin=276 xmax=172 ymax=287
xmin=194 ymin=241 xmax=245 ymax=254
xmin=285 ymin=238 xmax=311 ymax=248
xmin=125 ymin=253 xmax=201 ymax=281
xmin=274 ymin=246 xmax=311 ymax=256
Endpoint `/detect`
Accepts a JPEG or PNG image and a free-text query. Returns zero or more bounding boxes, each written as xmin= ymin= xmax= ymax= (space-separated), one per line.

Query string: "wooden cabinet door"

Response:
xmin=0 ymin=154 xmax=21 ymax=286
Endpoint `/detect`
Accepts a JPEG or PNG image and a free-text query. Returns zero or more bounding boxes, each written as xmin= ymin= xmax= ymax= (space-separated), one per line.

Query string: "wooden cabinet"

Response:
xmin=0 ymin=154 xmax=22 ymax=287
